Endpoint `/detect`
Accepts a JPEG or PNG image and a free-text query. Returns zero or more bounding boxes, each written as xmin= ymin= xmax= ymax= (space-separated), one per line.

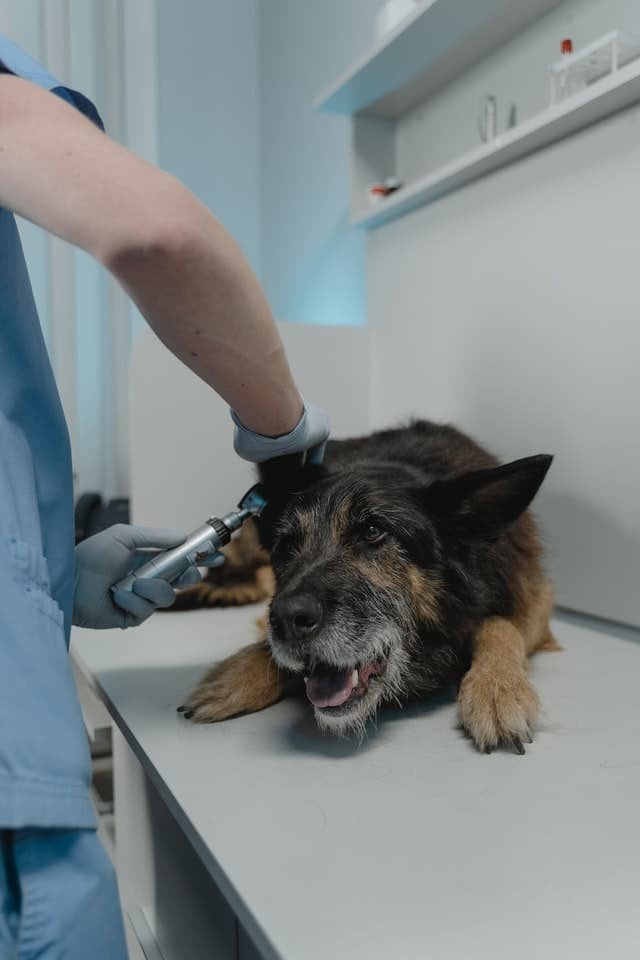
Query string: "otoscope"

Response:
xmin=112 ymin=484 xmax=268 ymax=595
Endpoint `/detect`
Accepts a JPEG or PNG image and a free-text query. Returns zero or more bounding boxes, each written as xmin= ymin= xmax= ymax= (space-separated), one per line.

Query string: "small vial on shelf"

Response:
xmin=551 ymin=38 xmax=587 ymax=104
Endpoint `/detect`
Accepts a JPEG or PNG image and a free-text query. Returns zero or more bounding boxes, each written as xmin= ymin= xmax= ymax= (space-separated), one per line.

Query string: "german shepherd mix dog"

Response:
xmin=178 ymin=421 xmax=557 ymax=753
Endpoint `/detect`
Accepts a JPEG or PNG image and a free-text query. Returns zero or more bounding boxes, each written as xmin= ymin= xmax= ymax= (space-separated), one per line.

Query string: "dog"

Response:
xmin=178 ymin=420 xmax=557 ymax=752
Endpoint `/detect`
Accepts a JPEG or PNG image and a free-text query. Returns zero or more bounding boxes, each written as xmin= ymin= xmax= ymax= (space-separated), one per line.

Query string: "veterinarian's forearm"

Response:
xmin=0 ymin=75 xmax=303 ymax=438
xmin=109 ymin=203 xmax=304 ymax=438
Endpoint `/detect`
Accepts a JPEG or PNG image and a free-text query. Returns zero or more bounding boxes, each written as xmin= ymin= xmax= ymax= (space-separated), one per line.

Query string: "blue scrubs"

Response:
xmin=0 ymin=36 xmax=127 ymax=957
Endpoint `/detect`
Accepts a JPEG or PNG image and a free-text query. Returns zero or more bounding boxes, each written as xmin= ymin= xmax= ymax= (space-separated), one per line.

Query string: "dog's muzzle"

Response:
xmin=269 ymin=589 xmax=389 ymax=711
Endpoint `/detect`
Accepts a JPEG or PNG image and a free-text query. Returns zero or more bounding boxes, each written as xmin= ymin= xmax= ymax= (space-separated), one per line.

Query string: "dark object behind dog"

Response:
xmin=178 ymin=420 xmax=557 ymax=752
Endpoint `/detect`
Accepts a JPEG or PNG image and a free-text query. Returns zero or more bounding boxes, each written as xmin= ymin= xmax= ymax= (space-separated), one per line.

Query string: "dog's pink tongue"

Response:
xmin=305 ymin=667 xmax=355 ymax=708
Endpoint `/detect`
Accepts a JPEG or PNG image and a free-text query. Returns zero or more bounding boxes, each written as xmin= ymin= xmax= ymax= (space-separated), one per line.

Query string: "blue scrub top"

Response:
xmin=0 ymin=36 xmax=103 ymax=829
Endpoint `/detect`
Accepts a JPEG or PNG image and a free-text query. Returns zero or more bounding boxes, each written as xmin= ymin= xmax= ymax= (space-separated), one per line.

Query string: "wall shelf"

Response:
xmin=315 ymin=0 xmax=563 ymax=119
xmin=353 ymin=58 xmax=640 ymax=229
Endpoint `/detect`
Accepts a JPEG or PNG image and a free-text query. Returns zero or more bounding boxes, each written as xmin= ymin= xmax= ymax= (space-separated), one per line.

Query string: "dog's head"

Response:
xmin=257 ymin=451 xmax=551 ymax=737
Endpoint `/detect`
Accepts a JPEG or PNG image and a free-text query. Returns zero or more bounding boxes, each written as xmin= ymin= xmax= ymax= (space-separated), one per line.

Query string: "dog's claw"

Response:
xmin=512 ymin=737 xmax=526 ymax=755
xmin=483 ymin=744 xmax=493 ymax=754
xmin=176 ymin=704 xmax=186 ymax=713
xmin=182 ymin=709 xmax=194 ymax=720
xmin=525 ymin=732 xmax=533 ymax=744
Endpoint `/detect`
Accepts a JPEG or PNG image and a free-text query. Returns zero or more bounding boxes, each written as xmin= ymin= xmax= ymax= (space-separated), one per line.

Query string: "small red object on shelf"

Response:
xmin=561 ymin=38 xmax=573 ymax=54
xmin=368 ymin=177 xmax=402 ymax=201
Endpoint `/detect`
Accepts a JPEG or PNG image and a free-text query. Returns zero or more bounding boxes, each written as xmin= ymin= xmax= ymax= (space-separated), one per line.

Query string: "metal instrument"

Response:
xmin=112 ymin=484 xmax=267 ymax=594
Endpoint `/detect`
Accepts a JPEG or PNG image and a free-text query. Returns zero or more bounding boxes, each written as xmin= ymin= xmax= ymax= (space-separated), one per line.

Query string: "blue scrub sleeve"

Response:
xmin=0 ymin=34 xmax=104 ymax=129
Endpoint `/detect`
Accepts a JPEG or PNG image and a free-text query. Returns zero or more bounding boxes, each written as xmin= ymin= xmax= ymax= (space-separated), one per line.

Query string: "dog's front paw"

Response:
xmin=458 ymin=666 xmax=539 ymax=754
xmin=179 ymin=642 xmax=285 ymax=723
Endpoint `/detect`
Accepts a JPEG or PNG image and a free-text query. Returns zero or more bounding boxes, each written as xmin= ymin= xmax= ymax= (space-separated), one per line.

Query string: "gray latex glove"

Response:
xmin=73 ymin=524 xmax=221 ymax=630
xmin=231 ymin=401 xmax=330 ymax=464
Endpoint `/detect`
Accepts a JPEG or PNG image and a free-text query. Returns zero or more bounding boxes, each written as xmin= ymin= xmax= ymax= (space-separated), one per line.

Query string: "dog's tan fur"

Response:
xmin=182 ymin=635 xmax=286 ymax=722
xmin=405 ymin=566 xmax=443 ymax=629
xmin=458 ymin=515 xmax=558 ymax=750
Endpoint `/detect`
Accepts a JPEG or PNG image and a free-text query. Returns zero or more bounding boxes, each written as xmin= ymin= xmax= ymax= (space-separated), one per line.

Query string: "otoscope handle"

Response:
xmin=112 ymin=519 xmax=230 ymax=594
xmin=112 ymin=484 xmax=268 ymax=595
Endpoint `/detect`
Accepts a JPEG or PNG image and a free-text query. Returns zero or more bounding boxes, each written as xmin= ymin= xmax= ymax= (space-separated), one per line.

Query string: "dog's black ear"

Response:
xmin=253 ymin=454 xmax=326 ymax=550
xmin=425 ymin=454 xmax=552 ymax=540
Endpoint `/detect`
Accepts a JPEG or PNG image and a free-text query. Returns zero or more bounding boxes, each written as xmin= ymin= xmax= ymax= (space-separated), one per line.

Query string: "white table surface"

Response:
xmin=72 ymin=609 xmax=640 ymax=960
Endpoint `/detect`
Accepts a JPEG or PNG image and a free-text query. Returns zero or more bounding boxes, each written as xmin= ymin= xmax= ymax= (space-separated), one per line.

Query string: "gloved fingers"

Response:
xmin=131 ymin=577 xmax=177 ymax=608
xmin=111 ymin=587 xmax=155 ymax=624
xmin=174 ymin=567 xmax=202 ymax=588
xmin=198 ymin=551 xmax=226 ymax=568
xmin=109 ymin=524 xmax=188 ymax=552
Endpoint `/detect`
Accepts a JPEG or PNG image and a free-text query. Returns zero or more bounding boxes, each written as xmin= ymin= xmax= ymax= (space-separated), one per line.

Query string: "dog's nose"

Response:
xmin=275 ymin=593 xmax=324 ymax=642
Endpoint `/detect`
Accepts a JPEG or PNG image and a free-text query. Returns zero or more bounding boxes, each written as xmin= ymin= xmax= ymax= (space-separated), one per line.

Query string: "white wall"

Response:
xmin=259 ymin=0 xmax=380 ymax=327
xmin=155 ymin=0 xmax=261 ymax=275
xmin=129 ymin=324 xmax=370 ymax=530
xmin=368 ymin=0 xmax=640 ymax=627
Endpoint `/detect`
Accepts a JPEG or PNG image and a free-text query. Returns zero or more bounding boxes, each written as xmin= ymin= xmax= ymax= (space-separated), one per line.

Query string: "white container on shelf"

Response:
xmin=375 ymin=0 xmax=418 ymax=41
xmin=550 ymin=30 xmax=640 ymax=104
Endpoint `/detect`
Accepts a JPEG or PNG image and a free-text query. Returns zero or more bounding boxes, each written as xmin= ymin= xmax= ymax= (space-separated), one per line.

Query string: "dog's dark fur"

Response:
xmin=179 ymin=421 xmax=557 ymax=752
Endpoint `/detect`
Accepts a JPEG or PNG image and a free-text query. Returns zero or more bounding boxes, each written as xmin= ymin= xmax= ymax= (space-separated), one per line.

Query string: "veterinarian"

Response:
xmin=0 ymin=35 xmax=329 ymax=959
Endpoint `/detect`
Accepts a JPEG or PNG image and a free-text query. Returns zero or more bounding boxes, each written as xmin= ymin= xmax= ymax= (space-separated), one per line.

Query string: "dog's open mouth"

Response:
xmin=303 ymin=659 xmax=386 ymax=711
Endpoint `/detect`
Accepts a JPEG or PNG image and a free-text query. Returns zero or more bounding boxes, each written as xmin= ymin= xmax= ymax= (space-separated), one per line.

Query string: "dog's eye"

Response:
xmin=361 ymin=523 xmax=386 ymax=545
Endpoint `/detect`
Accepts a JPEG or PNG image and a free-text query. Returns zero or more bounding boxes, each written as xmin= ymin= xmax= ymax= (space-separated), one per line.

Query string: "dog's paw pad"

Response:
xmin=458 ymin=667 xmax=539 ymax=753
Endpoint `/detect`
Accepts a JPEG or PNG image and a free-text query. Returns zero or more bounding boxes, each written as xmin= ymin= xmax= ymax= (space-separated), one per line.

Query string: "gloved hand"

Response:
xmin=231 ymin=401 xmax=330 ymax=464
xmin=73 ymin=524 xmax=221 ymax=630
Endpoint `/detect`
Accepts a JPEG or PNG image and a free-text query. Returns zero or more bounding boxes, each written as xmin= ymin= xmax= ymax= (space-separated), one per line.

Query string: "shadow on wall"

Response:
xmin=539 ymin=490 xmax=640 ymax=629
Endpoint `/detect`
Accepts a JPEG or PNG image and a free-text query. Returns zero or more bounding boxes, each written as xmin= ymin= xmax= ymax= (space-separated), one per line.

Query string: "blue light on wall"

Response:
xmin=260 ymin=0 xmax=378 ymax=332
xmin=279 ymin=213 xmax=366 ymax=328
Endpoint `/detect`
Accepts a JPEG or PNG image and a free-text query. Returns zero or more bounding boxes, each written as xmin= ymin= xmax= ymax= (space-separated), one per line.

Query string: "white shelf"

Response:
xmin=315 ymin=0 xmax=563 ymax=119
xmin=354 ymin=57 xmax=640 ymax=229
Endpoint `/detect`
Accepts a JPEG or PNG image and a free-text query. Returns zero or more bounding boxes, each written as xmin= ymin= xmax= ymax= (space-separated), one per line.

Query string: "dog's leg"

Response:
xmin=174 ymin=566 xmax=274 ymax=610
xmin=518 ymin=579 xmax=560 ymax=655
xmin=180 ymin=637 xmax=290 ymax=723
xmin=458 ymin=616 xmax=538 ymax=753
xmin=458 ymin=578 xmax=558 ymax=752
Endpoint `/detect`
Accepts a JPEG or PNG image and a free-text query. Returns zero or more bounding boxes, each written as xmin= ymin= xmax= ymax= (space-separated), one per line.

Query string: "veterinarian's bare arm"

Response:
xmin=0 ymin=75 xmax=303 ymax=437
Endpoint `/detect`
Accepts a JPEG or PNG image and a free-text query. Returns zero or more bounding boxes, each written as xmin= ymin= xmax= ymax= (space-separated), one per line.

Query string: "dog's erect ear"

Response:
xmin=254 ymin=454 xmax=326 ymax=550
xmin=425 ymin=454 xmax=553 ymax=540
